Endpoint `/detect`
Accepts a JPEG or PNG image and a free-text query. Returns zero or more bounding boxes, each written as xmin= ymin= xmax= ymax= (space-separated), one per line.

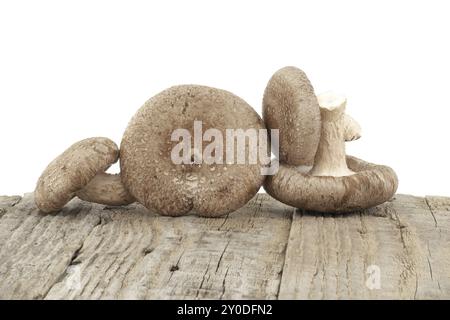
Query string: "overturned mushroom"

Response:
xmin=35 ymin=137 xmax=134 ymax=213
xmin=263 ymin=68 xmax=398 ymax=212
xmin=264 ymin=156 xmax=398 ymax=212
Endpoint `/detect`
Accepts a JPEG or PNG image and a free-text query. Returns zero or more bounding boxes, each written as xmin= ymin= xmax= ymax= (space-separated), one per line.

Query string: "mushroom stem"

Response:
xmin=76 ymin=173 xmax=135 ymax=206
xmin=309 ymin=92 xmax=360 ymax=177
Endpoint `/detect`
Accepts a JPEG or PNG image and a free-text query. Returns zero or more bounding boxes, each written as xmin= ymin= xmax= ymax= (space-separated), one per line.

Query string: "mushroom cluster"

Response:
xmin=34 ymin=68 xmax=398 ymax=216
xmin=35 ymin=85 xmax=265 ymax=217
xmin=263 ymin=66 xmax=398 ymax=212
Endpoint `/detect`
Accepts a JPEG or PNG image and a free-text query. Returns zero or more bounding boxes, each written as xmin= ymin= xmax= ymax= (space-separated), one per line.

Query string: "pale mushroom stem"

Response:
xmin=309 ymin=92 xmax=360 ymax=177
xmin=76 ymin=172 xmax=135 ymax=206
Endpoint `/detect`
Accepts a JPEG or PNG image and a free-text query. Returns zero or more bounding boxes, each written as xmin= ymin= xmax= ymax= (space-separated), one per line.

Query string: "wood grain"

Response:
xmin=0 ymin=193 xmax=449 ymax=299
xmin=0 ymin=195 xmax=21 ymax=218
xmin=46 ymin=194 xmax=294 ymax=299
xmin=278 ymin=194 xmax=450 ymax=299
xmin=0 ymin=194 xmax=102 ymax=299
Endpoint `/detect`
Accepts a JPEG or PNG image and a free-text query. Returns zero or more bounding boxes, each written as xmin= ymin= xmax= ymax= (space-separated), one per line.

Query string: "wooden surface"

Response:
xmin=0 ymin=193 xmax=449 ymax=300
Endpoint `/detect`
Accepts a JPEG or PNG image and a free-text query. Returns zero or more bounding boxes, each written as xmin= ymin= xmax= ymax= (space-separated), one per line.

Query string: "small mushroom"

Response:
xmin=120 ymin=85 xmax=266 ymax=217
xmin=35 ymin=137 xmax=134 ymax=213
xmin=263 ymin=66 xmax=321 ymax=166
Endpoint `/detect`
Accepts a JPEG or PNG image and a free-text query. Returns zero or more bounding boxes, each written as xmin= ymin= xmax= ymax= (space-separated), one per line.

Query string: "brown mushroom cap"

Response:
xmin=263 ymin=66 xmax=321 ymax=166
xmin=264 ymin=156 xmax=398 ymax=212
xmin=120 ymin=85 xmax=266 ymax=217
xmin=35 ymin=137 xmax=119 ymax=213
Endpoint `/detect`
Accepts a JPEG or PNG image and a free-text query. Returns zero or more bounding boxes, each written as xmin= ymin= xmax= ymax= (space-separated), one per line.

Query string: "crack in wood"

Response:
xmin=275 ymin=206 xmax=296 ymax=299
xmin=215 ymin=240 xmax=230 ymax=273
xmin=425 ymin=198 xmax=439 ymax=228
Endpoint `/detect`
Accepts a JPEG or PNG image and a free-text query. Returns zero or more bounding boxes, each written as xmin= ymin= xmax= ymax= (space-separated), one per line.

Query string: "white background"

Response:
xmin=1 ymin=0 xmax=449 ymax=197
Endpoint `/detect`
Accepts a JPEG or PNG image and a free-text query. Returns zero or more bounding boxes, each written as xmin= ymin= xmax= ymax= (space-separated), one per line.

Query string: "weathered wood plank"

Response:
xmin=0 ymin=192 xmax=449 ymax=299
xmin=416 ymin=196 xmax=450 ymax=297
xmin=0 ymin=195 xmax=21 ymax=219
xmin=44 ymin=194 xmax=294 ymax=299
xmin=0 ymin=194 xmax=102 ymax=299
xmin=278 ymin=194 xmax=450 ymax=299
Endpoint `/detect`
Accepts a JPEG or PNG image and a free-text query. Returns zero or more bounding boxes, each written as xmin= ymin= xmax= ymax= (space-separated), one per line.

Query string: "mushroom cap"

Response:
xmin=263 ymin=66 xmax=321 ymax=166
xmin=35 ymin=137 xmax=119 ymax=213
xmin=120 ymin=85 xmax=266 ymax=217
xmin=264 ymin=156 xmax=398 ymax=212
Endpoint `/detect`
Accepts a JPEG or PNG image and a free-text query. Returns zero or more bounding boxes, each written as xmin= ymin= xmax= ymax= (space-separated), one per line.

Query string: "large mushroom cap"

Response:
xmin=264 ymin=156 xmax=398 ymax=213
xmin=120 ymin=85 xmax=266 ymax=217
xmin=35 ymin=137 xmax=119 ymax=213
xmin=263 ymin=66 xmax=321 ymax=166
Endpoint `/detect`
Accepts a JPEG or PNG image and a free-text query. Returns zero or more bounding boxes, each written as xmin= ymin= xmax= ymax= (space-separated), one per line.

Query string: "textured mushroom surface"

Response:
xmin=35 ymin=137 xmax=119 ymax=213
xmin=263 ymin=66 xmax=321 ymax=166
xmin=120 ymin=85 xmax=266 ymax=217
xmin=264 ymin=156 xmax=398 ymax=213
xmin=76 ymin=173 xmax=135 ymax=206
